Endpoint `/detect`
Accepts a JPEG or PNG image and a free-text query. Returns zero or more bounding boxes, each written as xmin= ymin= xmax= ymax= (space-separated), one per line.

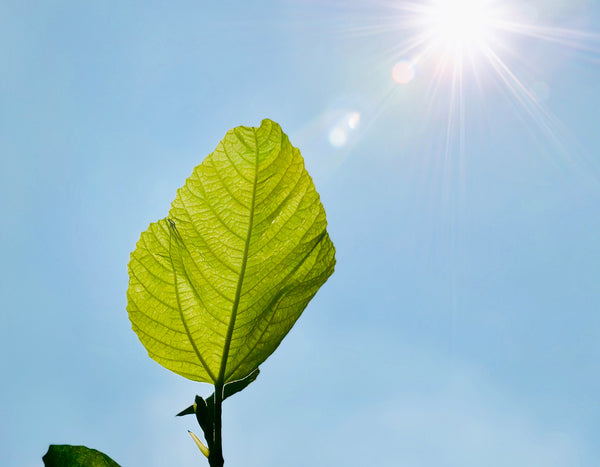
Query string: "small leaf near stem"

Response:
xmin=177 ymin=368 xmax=261 ymax=464
xmin=188 ymin=431 xmax=209 ymax=458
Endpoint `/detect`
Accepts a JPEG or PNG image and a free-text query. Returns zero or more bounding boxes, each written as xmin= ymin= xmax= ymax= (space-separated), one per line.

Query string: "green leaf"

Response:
xmin=188 ymin=430 xmax=210 ymax=458
xmin=127 ymin=119 xmax=335 ymax=384
xmin=43 ymin=445 xmax=121 ymax=467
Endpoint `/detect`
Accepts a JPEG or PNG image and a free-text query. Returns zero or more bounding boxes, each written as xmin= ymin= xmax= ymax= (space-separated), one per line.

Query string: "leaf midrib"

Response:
xmin=224 ymin=230 xmax=329 ymax=380
xmin=216 ymin=128 xmax=261 ymax=385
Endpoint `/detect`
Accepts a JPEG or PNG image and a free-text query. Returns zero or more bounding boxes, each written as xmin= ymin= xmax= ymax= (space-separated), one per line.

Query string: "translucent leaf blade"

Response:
xmin=127 ymin=119 xmax=335 ymax=383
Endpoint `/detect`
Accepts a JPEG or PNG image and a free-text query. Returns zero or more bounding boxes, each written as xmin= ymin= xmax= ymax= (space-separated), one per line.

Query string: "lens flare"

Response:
xmin=328 ymin=111 xmax=362 ymax=148
xmin=393 ymin=60 xmax=416 ymax=83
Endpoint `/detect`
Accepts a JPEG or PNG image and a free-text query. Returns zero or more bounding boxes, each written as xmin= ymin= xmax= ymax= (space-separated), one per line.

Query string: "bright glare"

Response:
xmin=420 ymin=0 xmax=501 ymax=54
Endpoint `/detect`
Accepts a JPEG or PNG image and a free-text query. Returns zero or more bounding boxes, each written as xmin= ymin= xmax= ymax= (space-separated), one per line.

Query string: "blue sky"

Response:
xmin=1 ymin=1 xmax=599 ymax=466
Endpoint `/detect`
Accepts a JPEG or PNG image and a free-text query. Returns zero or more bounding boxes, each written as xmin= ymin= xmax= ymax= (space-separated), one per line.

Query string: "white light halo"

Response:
xmin=419 ymin=0 xmax=503 ymax=56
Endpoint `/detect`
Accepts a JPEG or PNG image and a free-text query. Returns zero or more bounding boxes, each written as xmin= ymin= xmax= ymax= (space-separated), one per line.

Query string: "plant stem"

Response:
xmin=208 ymin=383 xmax=224 ymax=467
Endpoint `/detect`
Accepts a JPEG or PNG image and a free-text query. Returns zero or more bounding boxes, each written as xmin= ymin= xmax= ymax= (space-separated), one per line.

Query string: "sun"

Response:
xmin=343 ymin=0 xmax=599 ymax=162
xmin=418 ymin=0 xmax=505 ymax=57
xmin=426 ymin=0 xmax=495 ymax=48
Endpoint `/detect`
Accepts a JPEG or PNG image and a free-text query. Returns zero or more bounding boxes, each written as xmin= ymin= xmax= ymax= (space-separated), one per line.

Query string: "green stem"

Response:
xmin=208 ymin=383 xmax=224 ymax=467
